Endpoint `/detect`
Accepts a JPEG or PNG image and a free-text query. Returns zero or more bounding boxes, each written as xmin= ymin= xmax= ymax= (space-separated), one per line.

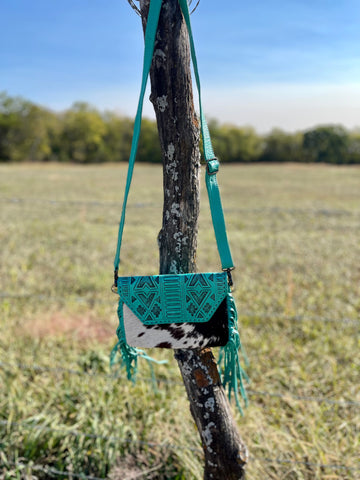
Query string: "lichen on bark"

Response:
xmin=139 ymin=1 xmax=247 ymax=477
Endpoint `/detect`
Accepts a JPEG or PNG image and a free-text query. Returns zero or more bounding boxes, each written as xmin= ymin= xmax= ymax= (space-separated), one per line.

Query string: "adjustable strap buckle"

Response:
xmin=223 ymin=267 xmax=235 ymax=288
xmin=206 ymin=158 xmax=219 ymax=176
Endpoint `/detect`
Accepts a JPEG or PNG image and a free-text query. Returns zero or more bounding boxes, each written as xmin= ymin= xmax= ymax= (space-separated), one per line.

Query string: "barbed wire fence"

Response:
xmin=3 ymin=459 xmax=359 ymax=480
xmin=0 ymin=359 xmax=359 ymax=407
xmin=2 ymin=196 xmax=360 ymax=217
xmin=1 ymin=196 xmax=359 ymax=478
xmin=1 ymin=289 xmax=360 ymax=327
xmin=1 ymin=350 xmax=359 ymax=478
xmin=1 ymin=417 xmax=359 ymax=478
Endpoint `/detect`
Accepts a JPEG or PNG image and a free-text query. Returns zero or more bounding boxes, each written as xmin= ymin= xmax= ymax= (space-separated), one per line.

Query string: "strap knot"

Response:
xmin=207 ymin=158 xmax=220 ymax=175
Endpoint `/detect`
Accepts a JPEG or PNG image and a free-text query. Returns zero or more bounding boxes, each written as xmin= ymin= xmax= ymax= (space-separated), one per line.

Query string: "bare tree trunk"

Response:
xmin=139 ymin=1 xmax=248 ymax=477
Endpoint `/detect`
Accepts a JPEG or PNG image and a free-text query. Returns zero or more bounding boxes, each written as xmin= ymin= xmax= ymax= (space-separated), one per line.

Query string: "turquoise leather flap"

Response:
xmin=117 ymin=272 xmax=229 ymax=325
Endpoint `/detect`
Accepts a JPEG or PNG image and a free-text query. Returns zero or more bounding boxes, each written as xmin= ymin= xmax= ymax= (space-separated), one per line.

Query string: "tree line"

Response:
xmin=1 ymin=92 xmax=360 ymax=164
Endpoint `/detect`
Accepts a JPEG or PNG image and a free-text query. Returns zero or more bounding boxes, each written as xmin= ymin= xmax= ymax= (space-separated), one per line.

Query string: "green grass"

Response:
xmin=0 ymin=163 xmax=359 ymax=479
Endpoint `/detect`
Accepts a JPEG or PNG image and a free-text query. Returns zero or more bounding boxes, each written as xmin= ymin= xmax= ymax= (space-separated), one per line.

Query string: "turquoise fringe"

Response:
xmin=218 ymin=293 xmax=250 ymax=415
xmin=110 ymin=339 xmax=166 ymax=382
xmin=111 ymin=296 xmax=249 ymax=415
xmin=110 ymin=301 xmax=167 ymax=382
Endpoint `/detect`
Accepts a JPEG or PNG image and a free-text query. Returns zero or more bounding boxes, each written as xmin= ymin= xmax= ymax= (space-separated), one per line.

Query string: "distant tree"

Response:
xmin=346 ymin=129 xmax=360 ymax=164
xmin=2 ymin=92 xmax=360 ymax=165
xmin=302 ymin=125 xmax=349 ymax=164
xmin=209 ymin=120 xmax=262 ymax=162
xmin=259 ymin=128 xmax=303 ymax=163
xmin=102 ymin=112 xmax=133 ymax=162
xmin=21 ymin=104 xmax=59 ymax=162
xmin=60 ymin=102 xmax=106 ymax=163
xmin=0 ymin=92 xmax=20 ymax=161
xmin=0 ymin=92 xmax=59 ymax=162
xmin=137 ymin=117 xmax=162 ymax=162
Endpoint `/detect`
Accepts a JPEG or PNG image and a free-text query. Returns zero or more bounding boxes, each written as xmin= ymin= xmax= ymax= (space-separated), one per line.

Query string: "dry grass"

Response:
xmin=0 ymin=163 xmax=359 ymax=479
xmin=22 ymin=311 xmax=114 ymax=343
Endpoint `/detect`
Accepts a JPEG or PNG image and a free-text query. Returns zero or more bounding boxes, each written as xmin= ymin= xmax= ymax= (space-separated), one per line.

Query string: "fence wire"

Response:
xmin=1 ymin=196 xmax=360 ymax=220
xmin=2 ymin=462 xmax=105 ymax=480
xmin=1 ymin=195 xmax=359 ymax=477
xmin=0 ymin=419 xmax=202 ymax=453
xmin=0 ymin=360 xmax=359 ymax=408
xmin=1 ymin=291 xmax=359 ymax=328
xmin=0 ymin=421 xmax=359 ymax=476
xmin=262 ymin=457 xmax=359 ymax=472
xmin=2 ymin=458 xmax=358 ymax=480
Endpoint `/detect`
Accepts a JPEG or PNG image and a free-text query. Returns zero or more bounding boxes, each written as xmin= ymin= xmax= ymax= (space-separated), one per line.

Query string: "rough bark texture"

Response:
xmin=139 ymin=1 xmax=248 ymax=477
xmin=140 ymin=0 xmax=200 ymax=276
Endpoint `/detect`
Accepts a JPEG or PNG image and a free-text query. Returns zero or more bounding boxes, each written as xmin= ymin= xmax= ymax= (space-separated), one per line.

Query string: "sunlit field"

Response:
xmin=0 ymin=163 xmax=359 ymax=479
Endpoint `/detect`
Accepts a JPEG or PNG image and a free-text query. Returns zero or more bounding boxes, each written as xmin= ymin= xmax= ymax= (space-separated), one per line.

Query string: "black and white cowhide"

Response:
xmin=123 ymin=298 xmax=229 ymax=349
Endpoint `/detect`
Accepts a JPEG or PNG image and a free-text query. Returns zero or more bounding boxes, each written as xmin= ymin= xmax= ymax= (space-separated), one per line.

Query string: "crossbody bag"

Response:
xmin=111 ymin=0 xmax=248 ymax=412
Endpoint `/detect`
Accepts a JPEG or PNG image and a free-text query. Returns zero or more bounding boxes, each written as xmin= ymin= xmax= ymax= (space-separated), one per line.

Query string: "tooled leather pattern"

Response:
xmin=118 ymin=272 xmax=228 ymax=325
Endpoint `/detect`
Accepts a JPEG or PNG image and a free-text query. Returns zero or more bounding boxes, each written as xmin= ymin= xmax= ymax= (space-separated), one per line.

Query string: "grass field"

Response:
xmin=0 ymin=162 xmax=359 ymax=479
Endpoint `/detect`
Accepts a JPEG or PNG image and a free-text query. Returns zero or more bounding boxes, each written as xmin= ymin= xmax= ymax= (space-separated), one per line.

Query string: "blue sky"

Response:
xmin=1 ymin=0 xmax=360 ymax=132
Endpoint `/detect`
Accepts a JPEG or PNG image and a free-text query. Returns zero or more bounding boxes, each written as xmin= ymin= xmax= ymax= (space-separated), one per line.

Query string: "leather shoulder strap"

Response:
xmin=178 ymin=0 xmax=234 ymax=271
xmin=113 ymin=0 xmax=163 ymax=275
xmin=114 ymin=0 xmax=234 ymax=280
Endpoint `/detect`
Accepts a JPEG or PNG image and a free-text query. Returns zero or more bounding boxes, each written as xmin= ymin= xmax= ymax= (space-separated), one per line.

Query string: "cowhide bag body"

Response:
xmin=116 ymin=272 xmax=233 ymax=350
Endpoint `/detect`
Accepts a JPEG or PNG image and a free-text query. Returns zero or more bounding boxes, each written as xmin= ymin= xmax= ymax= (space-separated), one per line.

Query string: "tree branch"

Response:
xmin=139 ymin=1 xmax=248 ymax=477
